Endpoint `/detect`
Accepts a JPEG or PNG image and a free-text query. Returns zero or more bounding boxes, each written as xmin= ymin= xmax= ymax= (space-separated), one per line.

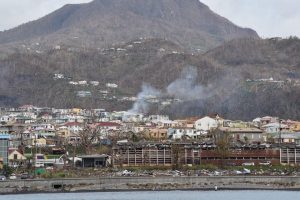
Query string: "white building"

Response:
xmin=90 ymin=81 xmax=99 ymax=86
xmin=106 ymin=83 xmax=118 ymax=88
xmin=194 ymin=116 xmax=218 ymax=131
xmin=0 ymin=115 xmax=14 ymax=123
xmin=262 ymin=123 xmax=289 ymax=133
xmin=64 ymin=122 xmax=83 ymax=133
xmin=167 ymin=128 xmax=204 ymax=140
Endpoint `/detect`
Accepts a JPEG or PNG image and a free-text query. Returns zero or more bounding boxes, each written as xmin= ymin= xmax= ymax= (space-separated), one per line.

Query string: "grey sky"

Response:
xmin=201 ymin=0 xmax=300 ymax=38
xmin=0 ymin=0 xmax=299 ymax=38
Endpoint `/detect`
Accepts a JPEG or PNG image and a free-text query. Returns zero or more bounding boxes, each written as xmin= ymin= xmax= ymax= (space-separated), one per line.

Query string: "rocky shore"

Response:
xmin=1 ymin=176 xmax=300 ymax=194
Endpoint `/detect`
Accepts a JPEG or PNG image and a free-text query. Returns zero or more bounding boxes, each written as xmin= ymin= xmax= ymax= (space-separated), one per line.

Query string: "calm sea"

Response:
xmin=0 ymin=190 xmax=299 ymax=200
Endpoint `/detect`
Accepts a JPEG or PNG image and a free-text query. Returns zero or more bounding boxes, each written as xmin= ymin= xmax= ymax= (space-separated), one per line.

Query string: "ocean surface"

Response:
xmin=0 ymin=190 xmax=299 ymax=200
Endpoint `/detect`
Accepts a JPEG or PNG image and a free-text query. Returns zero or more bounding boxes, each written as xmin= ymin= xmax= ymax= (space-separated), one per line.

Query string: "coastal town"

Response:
xmin=0 ymin=104 xmax=300 ymax=181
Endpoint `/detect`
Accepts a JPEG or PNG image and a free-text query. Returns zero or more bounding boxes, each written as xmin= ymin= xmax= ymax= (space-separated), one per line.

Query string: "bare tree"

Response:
xmin=212 ymin=128 xmax=232 ymax=167
xmin=78 ymin=124 xmax=100 ymax=154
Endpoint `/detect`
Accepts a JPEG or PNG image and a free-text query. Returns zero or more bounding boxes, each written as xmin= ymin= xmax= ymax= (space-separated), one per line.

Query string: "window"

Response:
xmin=14 ymin=154 xmax=18 ymax=160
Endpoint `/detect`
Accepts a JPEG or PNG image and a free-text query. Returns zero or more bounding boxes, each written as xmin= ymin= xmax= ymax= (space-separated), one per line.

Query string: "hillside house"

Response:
xmin=56 ymin=126 xmax=71 ymax=138
xmin=64 ymin=122 xmax=83 ymax=133
xmin=0 ymin=115 xmax=14 ymax=124
xmin=95 ymin=122 xmax=122 ymax=131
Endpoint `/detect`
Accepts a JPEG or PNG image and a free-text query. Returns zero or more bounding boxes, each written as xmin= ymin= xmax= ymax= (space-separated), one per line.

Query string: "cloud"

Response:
xmin=0 ymin=0 xmax=92 ymax=31
xmin=201 ymin=0 xmax=300 ymax=38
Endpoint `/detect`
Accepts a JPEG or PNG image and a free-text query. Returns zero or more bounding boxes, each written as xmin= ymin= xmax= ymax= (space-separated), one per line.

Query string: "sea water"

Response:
xmin=0 ymin=190 xmax=299 ymax=200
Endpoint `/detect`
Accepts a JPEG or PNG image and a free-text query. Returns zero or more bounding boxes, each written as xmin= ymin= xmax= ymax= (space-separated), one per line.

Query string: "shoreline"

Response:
xmin=1 ymin=176 xmax=300 ymax=195
xmin=2 ymin=187 xmax=300 ymax=195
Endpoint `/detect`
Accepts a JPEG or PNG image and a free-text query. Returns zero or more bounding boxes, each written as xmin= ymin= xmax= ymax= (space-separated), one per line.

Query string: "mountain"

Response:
xmin=0 ymin=0 xmax=258 ymax=52
xmin=0 ymin=0 xmax=298 ymax=120
xmin=0 ymin=37 xmax=299 ymax=120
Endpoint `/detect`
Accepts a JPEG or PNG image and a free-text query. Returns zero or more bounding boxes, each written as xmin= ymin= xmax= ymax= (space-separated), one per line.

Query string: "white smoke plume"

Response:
xmin=166 ymin=66 xmax=212 ymax=100
xmin=128 ymin=83 xmax=161 ymax=114
xmin=127 ymin=66 xmax=216 ymax=114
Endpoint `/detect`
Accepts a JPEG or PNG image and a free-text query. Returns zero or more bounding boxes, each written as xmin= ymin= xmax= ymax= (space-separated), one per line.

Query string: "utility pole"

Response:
xmin=33 ymin=134 xmax=37 ymax=178
xmin=279 ymin=118 xmax=282 ymax=148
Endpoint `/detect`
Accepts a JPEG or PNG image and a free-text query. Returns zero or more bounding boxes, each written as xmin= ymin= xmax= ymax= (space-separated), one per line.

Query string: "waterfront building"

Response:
xmin=0 ymin=134 xmax=10 ymax=165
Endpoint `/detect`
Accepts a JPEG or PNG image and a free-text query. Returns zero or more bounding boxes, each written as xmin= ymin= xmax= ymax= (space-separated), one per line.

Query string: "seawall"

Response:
xmin=1 ymin=176 xmax=300 ymax=194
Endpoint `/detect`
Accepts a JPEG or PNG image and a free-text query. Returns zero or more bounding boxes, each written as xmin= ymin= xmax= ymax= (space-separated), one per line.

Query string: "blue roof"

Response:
xmin=0 ymin=134 xmax=10 ymax=139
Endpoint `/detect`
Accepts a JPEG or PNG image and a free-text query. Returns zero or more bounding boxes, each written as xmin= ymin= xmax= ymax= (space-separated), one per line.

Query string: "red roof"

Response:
xmin=64 ymin=122 xmax=82 ymax=127
xmin=95 ymin=122 xmax=121 ymax=127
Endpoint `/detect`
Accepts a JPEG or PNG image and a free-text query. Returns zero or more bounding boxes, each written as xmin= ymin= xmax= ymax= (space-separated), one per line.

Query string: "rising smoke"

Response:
xmin=128 ymin=66 xmax=215 ymax=114
xmin=166 ymin=66 xmax=214 ymax=100
xmin=127 ymin=83 xmax=161 ymax=114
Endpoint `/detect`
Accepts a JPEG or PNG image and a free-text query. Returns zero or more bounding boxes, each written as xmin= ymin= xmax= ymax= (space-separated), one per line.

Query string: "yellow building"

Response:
xmin=72 ymin=108 xmax=82 ymax=114
xmin=56 ymin=128 xmax=70 ymax=138
xmin=32 ymin=138 xmax=47 ymax=147
xmin=289 ymin=121 xmax=300 ymax=132
xmin=144 ymin=128 xmax=168 ymax=140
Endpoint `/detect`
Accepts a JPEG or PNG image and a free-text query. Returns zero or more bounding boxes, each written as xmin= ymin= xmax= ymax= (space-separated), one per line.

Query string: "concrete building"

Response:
xmin=218 ymin=127 xmax=264 ymax=143
xmin=79 ymin=154 xmax=110 ymax=168
xmin=0 ymin=134 xmax=10 ymax=165
xmin=194 ymin=116 xmax=218 ymax=131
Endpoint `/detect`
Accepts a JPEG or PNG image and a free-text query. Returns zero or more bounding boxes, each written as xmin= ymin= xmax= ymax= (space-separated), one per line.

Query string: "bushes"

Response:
xmin=41 ymin=171 xmax=66 ymax=179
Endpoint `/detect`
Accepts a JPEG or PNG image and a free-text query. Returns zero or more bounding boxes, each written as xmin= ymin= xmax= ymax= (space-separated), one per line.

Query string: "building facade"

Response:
xmin=0 ymin=134 xmax=10 ymax=165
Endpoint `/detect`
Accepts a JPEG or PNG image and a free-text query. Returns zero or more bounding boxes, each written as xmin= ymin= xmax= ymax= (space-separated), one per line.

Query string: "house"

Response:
xmin=0 ymin=125 xmax=14 ymax=134
xmin=89 ymin=81 xmax=99 ymax=86
xmin=218 ymin=127 xmax=264 ymax=143
xmin=106 ymin=83 xmax=118 ymax=88
xmin=262 ymin=122 xmax=289 ymax=133
xmin=287 ymin=120 xmax=300 ymax=132
xmin=252 ymin=117 xmax=262 ymax=127
xmin=40 ymin=114 xmax=53 ymax=123
xmin=77 ymin=91 xmax=92 ymax=97
xmin=56 ymin=126 xmax=71 ymax=138
xmin=68 ymin=132 xmax=81 ymax=145
xmin=18 ymin=105 xmax=35 ymax=112
xmin=78 ymin=80 xmax=88 ymax=85
xmin=64 ymin=122 xmax=83 ymax=133
xmin=143 ymin=128 xmax=168 ymax=140
xmin=195 ymin=116 xmax=218 ymax=131
xmin=132 ymin=125 xmax=153 ymax=134
xmin=78 ymin=154 xmax=110 ymax=168
xmin=15 ymin=115 xmax=35 ymax=124
xmin=152 ymin=119 xmax=178 ymax=128
xmin=32 ymin=137 xmax=47 ymax=147
xmin=71 ymin=108 xmax=83 ymax=115
xmin=175 ymin=117 xmax=199 ymax=128
xmin=0 ymin=115 xmax=14 ymax=124
xmin=260 ymin=116 xmax=278 ymax=125
xmin=167 ymin=128 xmax=204 ymax=140
xmin=94 ymin=122 xmax=122 ymax=133
xmin=225 ymin=120 xmax=251 ymax=128
xmin=8 ymin=149 xmax=26 ymax=167
xmin=272 ymin=132 xmax=300 ymax=144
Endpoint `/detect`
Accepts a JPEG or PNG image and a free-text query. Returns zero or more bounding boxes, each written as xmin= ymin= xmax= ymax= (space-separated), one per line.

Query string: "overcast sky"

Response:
xmin=0 ymin=0 xmax=299 ymax=38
